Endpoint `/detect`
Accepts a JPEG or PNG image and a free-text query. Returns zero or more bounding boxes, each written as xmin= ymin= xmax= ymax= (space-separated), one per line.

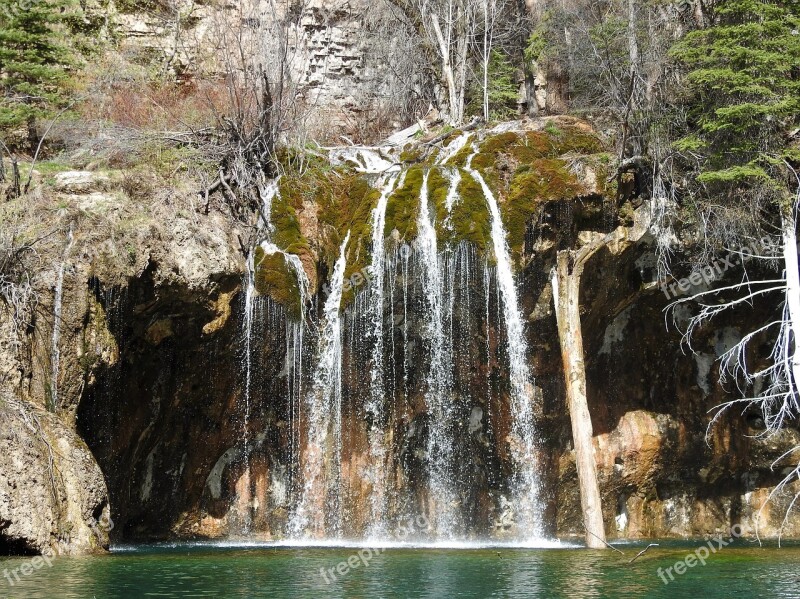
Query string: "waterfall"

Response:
xmin=466 ymin=148 xmax=543 ymax=538
xmin=236 ymin=175 xmax=282 ymax=533
xmin=223 ymin=139 xmax=552 ymax=543
xmin=259 ymin=242 xmax=311 ymax=316
xmin=256 ymin=173 xmax=280 ymax=233
xmin=50 ymin=223 xmax=74 ymax=412
xmin=416 ymin=170 xmax=460 ymax=536
xmin=330 ymin=147 xmax=396 ymax=174
xmin=237 ymin=251 xmax=257 ymax=533
xmin=365 ymin=174 xmax=399 ymax=537
xmin=290 ymin=232 xmax=351 ymax=538
xmin=437 ymin=132 xmax=472 ymax=166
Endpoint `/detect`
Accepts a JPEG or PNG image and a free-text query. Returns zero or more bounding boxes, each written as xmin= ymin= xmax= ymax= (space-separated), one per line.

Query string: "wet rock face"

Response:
xmin=0 ymin=402 xmax=109 ymax=555
xmin=72 ymin=222 xmax=800 ymax=543
xmin=73 ymin=240 xmax=539 ymax=541
xmin=76 ymin=267 xmax=263 ymax=541
xmin=549 ymin=244 xmax=800 ymax=540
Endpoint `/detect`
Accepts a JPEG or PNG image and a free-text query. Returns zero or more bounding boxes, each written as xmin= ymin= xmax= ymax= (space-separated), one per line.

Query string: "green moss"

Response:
xmin=339 ymin=178 xmax=380 ymax=282
xmin=450 ymin=171 xmax=492 ymax=253
xmin=502 ymin=158 xmax=584 ymax=256
xmin=448 ymin=141 xmax=476 ymax=168
xmin=443 ymin=129 xmax=461 ymax=145
xmin=400 ymin=146 xmax=423 ymax=163
xmin=423 ymin=147 xmax=441 ymax=166
xmin=513 ymin=132 xmax=557 ymax=161
xmin=550 ymin=125 xmax=603 ymax=154
xmin=385 ymin=165 xmax=424 ymax=241
xmin=508 ymin=158 xmax=582 ymax=203
xmin=475 ymin=131 xmax=556 ymax=169
xmin=543 ymin=122 xmax=561 ymax=136
xmin=271 ymin=188 xmax=310 ymax=258
xmin=428 ymin=167 xmax=452 ymax=242
xmin=253 ymin=246 xmax=302 ymax=319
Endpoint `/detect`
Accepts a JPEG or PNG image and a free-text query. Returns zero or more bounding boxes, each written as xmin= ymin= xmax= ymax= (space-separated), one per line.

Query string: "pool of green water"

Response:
xmin=1 ymin=540 xmax=798 ymax=598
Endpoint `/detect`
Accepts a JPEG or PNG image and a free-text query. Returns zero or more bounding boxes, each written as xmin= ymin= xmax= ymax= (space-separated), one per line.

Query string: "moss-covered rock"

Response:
xmin=451 ymin=171 xmax=492 ymax=253
xmin=385 ymin=166 xmax=424 ymax=241
xmin=253 ymin=246 xmax=302 ymax=319
xmin=258 ymin=121 xmax=611 ymax=306
xmin=463 ymin=125 xmax=608 ymax=260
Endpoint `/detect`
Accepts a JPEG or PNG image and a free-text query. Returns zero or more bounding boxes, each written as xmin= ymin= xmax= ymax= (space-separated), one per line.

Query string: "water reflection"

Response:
xmin=1 ymin=543 xmax=799 ymax=598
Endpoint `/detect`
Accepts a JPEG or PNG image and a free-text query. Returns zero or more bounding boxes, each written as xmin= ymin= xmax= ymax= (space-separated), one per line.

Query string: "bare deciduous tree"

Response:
xmin=669 ymin=181 xmax=800 ymax=540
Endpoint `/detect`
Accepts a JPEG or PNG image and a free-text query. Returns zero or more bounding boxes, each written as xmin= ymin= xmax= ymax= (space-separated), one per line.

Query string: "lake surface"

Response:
xmin=2 ymin=539 xmax=799 ymax=598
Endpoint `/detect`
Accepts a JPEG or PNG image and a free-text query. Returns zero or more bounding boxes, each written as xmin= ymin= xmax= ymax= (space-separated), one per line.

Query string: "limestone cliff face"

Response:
xmin=1 ymin=121 xmax=799 ymax=554
xmin=0 ymin=170 xmax=244 ymax=553
xmin=113 ymin=0 xmax=415 ymax=135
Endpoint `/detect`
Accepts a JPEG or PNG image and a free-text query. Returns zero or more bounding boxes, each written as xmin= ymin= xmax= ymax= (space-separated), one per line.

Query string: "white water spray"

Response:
xmin=365 ymin=173 xmax=400 ymax=537
xmin=416 ymin=170 xmax=460 ymax=536
xmin=465 ymin=148 xmax=542 ymax=538
xmin=290 ymin=232 xmax=351 ymax=537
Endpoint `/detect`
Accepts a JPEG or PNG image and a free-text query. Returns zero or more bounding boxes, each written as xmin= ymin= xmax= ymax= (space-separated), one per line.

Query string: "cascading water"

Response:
xmin=465 ymin=147 xmax=543 ymax=539
xmin=237 ymin=251 xmax=257 ymax=533
xmin=256 ymin=173 xmax=280 ymax=233
xmin=50 ymin=223 xmax=74 ymax=412
xmin=237 ymin=175 xmax=318 ymax=535
xmin=290 ymin=231 xmax=351 ymax=538
xmin=437 ymin=132 xmax=472 ymax=166
xmin=416 ymin=171 xmax=460 ymax=536
xmin=229 ymin=135 xmax=548 ymax=544
xmin=365 ymin=173 xmax=399 ymax=538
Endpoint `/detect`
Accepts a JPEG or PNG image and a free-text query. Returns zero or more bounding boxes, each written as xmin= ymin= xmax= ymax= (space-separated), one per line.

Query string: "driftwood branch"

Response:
xmin=629 ymin=543 xmax=659 ymax=564
xmin=582 ymin=521 xmax=659 ymax=563
xmin=583 ymin=522 xmax=625 ymax=555
xmin=425 ymin=116 xmax=483 ymax=147
xmin=586 ymin=528 xmax=625 ymax=555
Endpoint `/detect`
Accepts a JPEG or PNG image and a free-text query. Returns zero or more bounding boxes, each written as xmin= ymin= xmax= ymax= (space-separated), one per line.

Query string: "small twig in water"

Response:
xmin=584 ymin=525 xmax=625 ymax=555
xmin=629 ymin=543 xmax=659 ymax=564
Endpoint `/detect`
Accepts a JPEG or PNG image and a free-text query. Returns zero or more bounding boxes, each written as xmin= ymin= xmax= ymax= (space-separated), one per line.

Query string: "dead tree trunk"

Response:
xmin=552 ymin=249 xmax=606 ymax=548
xmin=431 ymin=13 xmax=460 ymax=124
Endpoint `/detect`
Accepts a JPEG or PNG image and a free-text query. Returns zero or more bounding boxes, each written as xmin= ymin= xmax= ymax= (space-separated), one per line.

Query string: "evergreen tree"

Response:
xmin=670 ymin=0 xmax=800 ymax=196
xmin=0 ymin=0 xmax=94 ymax=148
xmin=469 ymin=49 xmax=519 ymax=121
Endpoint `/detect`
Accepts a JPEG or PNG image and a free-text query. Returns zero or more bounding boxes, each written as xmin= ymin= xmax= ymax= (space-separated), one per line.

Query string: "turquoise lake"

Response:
xmin=1 ymin=540 xmax=799 ymax=598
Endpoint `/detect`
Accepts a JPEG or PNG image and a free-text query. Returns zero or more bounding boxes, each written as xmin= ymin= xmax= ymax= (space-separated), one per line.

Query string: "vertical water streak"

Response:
xmin=401 ymin=242 xmax=410 ymax=413
xmin=466 ymin=148 xmax=542 ymax=538
xmin=290 ymin=232 xmax=351 ymax=537
xmin=484 ymin=263 xmax=493 ymax=426
xmin=256 ymin=173 xmax=280 ymax=234
xmin=260 ymin=241 xmax=311 ymax=319
xmin=365 ymin=174 xmax=399 ymax=537
xmin=437 ymin=132 xmax=472 ymax=166
xmin=442 ymin=168 xmax=462 ymax=232
xmin=238 ymin=251 xmax=257 ymax=533
xmin=286 ymin=319 xmax=305 ymax=508
xmin=416 ymin=170 xmax=460 ymax=537
xmin=50 ymin=223 xmax=74 ymax=411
